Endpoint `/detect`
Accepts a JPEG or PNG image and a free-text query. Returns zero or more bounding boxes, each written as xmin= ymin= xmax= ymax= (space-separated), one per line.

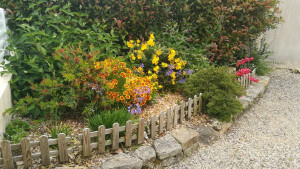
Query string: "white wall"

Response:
xmin=264 ymin=0 xmax=300 ymax=68
xmin=0 ymin=8 xmax=11 ymax=142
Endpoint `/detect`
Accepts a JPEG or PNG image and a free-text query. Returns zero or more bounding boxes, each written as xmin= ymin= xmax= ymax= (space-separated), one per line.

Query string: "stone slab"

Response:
xmin=100 ymin=153 xmax=143 ymax=169
xmin=153 ymin=134 xmax=182 ymax=160
xmin=170 ymin=127 xmax=199 ymax=150
xmin=134 ymin=145 xmax=156 ymax=166
xmin=197 ymin=125 xmax=220 ymax=145
xmin=183 ymin=143 xmax=199 ymax=157
xmin=160 ymin=152 xmax=183 ymax=167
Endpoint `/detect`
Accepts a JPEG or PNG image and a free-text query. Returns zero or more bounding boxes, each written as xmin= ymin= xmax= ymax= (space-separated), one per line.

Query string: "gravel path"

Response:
xmin=171 ymin=69 xmax=300 ymax=169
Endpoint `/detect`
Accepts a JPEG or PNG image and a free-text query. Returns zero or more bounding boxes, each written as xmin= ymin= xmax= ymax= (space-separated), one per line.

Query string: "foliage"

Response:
xmin=0 ymin=0 xmax=281 ymax=100
xmin=6 ymin=44 xmax=157 ymax=118
xmin=47 ymin=122 xmax=71 ymax=139
xmin=183 ymin=66 xmax=245 ymax=122
xmin=248 ymin=39 xmax=272 ymax=76
xmin=126 ymin=33 xmax=192 ymax=91
xmin=0 ymin=1 xmax=122 ymax=100
xmin=5 ymin=119 xmax=31 ymax=143
xmin=86 ymin=109 xmax=132 ymax=131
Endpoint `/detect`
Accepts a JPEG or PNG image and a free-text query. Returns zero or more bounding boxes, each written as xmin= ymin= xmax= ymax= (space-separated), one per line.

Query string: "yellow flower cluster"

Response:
xmin=126 ymin=33 xmax=187 ymax=87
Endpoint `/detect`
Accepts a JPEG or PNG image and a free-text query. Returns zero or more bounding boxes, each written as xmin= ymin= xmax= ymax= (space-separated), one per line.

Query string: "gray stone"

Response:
xmin=101 ymin=153 xmax=143 ymax=169
xmin=160 ymin=152 xmax=183 ymax=167
xmin=134 ymin=146 xmax=156 ymax=166
xmin=153 ymin=134 xmax=182 ymax=160
xmin=170 ymin=127 xmax=199 ymax=150
xmin=211 ymin=119 xmax=222 ymax=131
xmin=197 ymin=125 xmax=220 ymax=145
xmin=183 ymin=143 xmax=199 ymax=157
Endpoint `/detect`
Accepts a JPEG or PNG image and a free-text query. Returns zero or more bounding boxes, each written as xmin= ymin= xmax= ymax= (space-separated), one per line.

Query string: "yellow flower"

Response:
xmin=127 ymin=41 xmax=134 ymax=48
xmin=158 ymin=85 xmax=163 ymax=89
xmin=141 ymin=44 xmax=148 ymax=51
xmin=152 ymin=54 xmax=159 ymax=65
xmin=175 ymin=63 xmax=182 ymax=70
xmin=181 ymin=60 xmax=186 ymax=66
xmin=137 ymin=67 xmax=143 ymax=73
xmin=138 ymin=50 xmax=143 ymax=54
xmin=171 ymin=72 xmax=176 ymax=79
xmin=156 ymin=50 xmax=162 ymax=56
xmin=152 ymin=74 xmax=158 ymax=79
xmin=148 ymin=70 xmax=152 ymax=74
xmin=137 ymin=54 xmax=142 ymax=59
xmin=175 ymin=58 xmax=180 ymax=63
xmin=161 ymin=62 xmax=168 ymax=68
xmin=172 ymin=80 xmax=175 ymax=85
xmin=137 ymin=39 xmax=141 ymax=44
xmin=168 ymin=49 xmax=176 ymax=61
xmin=153 ymin=66 xmax=160 ymax=73
xmin=130 ymin=54 xmax=136 ymax=60
xmin=150 ymin=33 xmax=155 ymax=39
xmin=147 ymin=39 xmax=155 ymax=47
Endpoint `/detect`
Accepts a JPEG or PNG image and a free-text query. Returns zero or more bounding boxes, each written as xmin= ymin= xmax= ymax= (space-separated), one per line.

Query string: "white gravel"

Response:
xmin=170 ymin=69 xmax=300 ymax=169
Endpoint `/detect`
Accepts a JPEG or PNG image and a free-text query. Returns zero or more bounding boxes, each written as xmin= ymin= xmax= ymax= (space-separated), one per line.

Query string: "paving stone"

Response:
xmin=160 ymin=152 xmax=183 ymax=167
xmin=134 ymin=145 xmax=156 ymax=166
xmin=197 ymin=125 xmax=220 ymax=145
xmin=100 ymin=153 xmax=143 ymax=169
xmin=183 ymin=143 xmax=199 ymax=157
xmin=153 ymin=134 xmax=182 ymax=160
xmin=170 ymin=127 xmax=200 ymax=150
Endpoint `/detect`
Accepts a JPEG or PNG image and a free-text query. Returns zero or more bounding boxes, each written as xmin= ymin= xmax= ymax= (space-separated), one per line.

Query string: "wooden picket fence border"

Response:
xmin=0 ymin=92 xmax=203 ymax=168
xmin=0 ymin=72 xmax=253 ymax=168
xmin=238 ymin=72 xmax=254 ymax=89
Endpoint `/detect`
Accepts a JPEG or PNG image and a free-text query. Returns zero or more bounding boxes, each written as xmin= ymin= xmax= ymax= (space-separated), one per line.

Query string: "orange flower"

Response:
xmin=120 ymin=96 xmax=125 ymax=100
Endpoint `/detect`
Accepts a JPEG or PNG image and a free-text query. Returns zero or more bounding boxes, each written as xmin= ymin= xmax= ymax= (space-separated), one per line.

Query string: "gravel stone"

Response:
xmin=170 ymin=69 xmax=300 ymax=168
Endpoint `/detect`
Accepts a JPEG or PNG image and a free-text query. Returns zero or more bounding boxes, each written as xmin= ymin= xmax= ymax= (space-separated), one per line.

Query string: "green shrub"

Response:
xmin=183 ymin=66 xmax=245 ymax=122
xmin=249 ymin=40 xmax=272 ymax=76
xmin=5 ymin=119 xmax=31 ymax=143
xmin=86 ymin=109 xmax=132 ymax=131
xmin=47 ymin=122 xmax=71 ymax=139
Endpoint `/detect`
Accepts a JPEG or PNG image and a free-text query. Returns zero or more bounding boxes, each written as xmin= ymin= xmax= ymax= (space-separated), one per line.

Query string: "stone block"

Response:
xmin=170 ymin=127 xmax=199 ymax=150
xmin=197 ymin=125 xmax=220 ymax=145
xmin=153 ymin=134 xmax=182 ymax=160
xmin=100 ymin=153 xmax=143 ymax=169
xmin=160 ymin=152 xmax=183 ymax=167
xmin=183 ymin=143 xmax=199 ymax=157
xmin=134 ymin=146 xmax=156 ymax=166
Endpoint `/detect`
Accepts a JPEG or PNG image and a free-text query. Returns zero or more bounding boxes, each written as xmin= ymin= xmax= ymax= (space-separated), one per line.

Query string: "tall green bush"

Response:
xmin=183 ymin=66 xmax=245 ymax=122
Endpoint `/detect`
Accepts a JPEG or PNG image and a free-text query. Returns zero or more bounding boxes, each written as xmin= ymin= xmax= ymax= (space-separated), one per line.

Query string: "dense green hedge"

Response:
xmin=0 ymin=0 xmax=281 ymax=100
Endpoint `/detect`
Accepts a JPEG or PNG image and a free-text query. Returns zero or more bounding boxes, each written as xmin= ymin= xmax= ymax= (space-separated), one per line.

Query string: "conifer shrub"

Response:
xmin=183 ymin=66 xmax=246 ymax=122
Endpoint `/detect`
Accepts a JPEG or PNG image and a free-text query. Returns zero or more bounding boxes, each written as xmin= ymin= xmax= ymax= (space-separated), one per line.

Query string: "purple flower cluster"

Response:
xmin=128 ymin=85 xmax=151 ymax=115
xmin=128 ymin=103 xmax=142 ymax=115
xmin=86 ymin=82 xmax=104 ymax=94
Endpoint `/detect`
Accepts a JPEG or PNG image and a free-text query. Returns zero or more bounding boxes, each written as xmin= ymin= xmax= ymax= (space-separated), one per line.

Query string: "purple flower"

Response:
xmin=138 ymin=63 xmax=144 ymax=68
xmin=165 ymin=69 xmax=173 ymax=76
xmin=176 ymin=70 xmax=182 ymax=76
xmin=184 ymin=69 xmax=193 ymax=75
xmin=178 ymin=78 xmax=186 ymax=83
xmin=168 ymin=64 xmax=175 ymax=69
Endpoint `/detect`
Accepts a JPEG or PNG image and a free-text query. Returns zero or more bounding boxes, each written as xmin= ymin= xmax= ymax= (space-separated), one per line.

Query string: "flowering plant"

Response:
xmin=235 ymin=57 xmax=259 ymax=82
xmin=94 ymin=58 xmax=158 ymax=114
xmin=126 ymin=33 xmax=191 ymax=90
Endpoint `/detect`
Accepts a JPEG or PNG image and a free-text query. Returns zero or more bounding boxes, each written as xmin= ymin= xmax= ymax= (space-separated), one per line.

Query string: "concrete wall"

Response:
xmin=264 ymin=0 xmax=300 ymax=68
xmin=0 ymin=8 xmax=12 ymax=142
